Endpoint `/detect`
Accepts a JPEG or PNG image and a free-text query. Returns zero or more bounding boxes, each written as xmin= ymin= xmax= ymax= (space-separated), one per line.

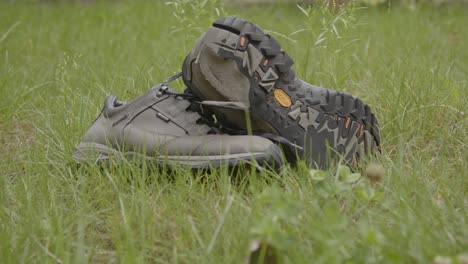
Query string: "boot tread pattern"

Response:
xmin=210 ymin=17 xmax=381 ymax=167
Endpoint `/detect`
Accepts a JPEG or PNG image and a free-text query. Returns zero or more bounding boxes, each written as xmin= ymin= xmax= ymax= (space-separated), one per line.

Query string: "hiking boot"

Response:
xmin=182 ymin=17 xmax=381 ymax=168
xmin=73 ymin=76 xmax=284 ymax=169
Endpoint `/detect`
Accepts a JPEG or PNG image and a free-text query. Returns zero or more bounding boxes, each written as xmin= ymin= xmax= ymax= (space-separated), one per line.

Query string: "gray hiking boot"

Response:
xmin=182 ymin=17 xmax=381 ymax=168
xmin=73 ymin=76 xmax=284 ymax=169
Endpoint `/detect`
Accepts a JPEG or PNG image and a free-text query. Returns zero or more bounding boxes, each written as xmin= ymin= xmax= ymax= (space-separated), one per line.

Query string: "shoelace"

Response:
xmin=158 ymin=72 xmax=304 ymax=151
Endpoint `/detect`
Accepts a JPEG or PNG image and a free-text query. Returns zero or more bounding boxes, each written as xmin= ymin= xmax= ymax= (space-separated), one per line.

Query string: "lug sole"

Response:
xmin=183 ymin=17 xmax=381 ymax=168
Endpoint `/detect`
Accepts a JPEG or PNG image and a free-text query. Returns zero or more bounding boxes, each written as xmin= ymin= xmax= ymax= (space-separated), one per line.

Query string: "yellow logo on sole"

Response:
xmin=273 ymin=88 xmax=292 ymax=108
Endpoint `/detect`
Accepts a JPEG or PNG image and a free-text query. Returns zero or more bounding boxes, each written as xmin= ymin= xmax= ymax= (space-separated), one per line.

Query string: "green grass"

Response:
xmin=1 ymin=1 xmax=467 ymax=263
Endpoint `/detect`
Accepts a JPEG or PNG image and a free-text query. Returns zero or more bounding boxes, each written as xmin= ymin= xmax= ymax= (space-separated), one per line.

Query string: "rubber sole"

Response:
xmin=183 ymin=17 xmax=381 ymax=168
xmin=72 ymin=142 xmax=284 ymax=169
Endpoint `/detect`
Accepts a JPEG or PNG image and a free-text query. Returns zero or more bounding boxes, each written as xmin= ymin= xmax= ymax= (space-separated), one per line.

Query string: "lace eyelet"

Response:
xmin=156 ymin=85 xmax=169 ymax=98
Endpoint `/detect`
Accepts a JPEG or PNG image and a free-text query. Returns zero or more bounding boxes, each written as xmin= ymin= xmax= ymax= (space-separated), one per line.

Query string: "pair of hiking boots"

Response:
xmin=73 ymin=17 xmax=381 ymax=169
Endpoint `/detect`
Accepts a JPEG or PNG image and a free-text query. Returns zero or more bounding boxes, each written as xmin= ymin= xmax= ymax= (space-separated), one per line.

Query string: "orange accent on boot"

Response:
xmin=345 ymin=116 xmax=351 ymax=129
xmin=239 ymin=36 xmax=246 ymax=47
xmin=273 ymin=89 xmax=292 ymax=108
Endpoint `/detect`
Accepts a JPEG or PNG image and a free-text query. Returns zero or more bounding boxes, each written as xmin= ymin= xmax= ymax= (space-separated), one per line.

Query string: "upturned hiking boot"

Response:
xmin=73 ymin=74 xmax=284 ymax=169
xmin=182 ymin=17 xmax=381 ymax=168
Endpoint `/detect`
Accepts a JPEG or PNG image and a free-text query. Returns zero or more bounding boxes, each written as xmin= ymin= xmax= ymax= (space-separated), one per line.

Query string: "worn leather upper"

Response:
xmin=80 ymin=84 xmax=277 ymax=156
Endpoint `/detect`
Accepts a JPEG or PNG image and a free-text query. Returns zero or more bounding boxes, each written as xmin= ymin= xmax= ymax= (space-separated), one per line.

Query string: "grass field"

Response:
xmin=0 ymin=0 xmax=467 ymax=263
